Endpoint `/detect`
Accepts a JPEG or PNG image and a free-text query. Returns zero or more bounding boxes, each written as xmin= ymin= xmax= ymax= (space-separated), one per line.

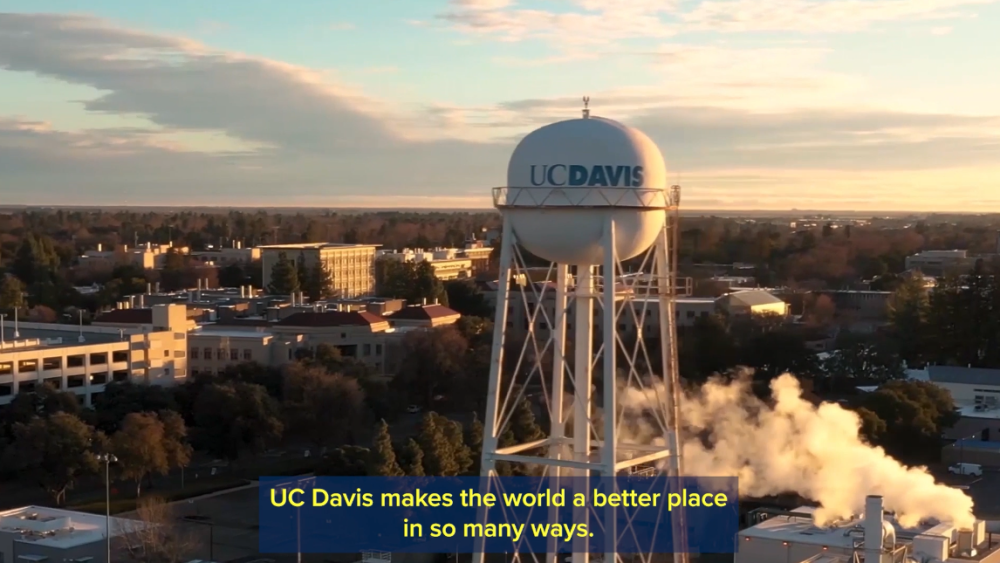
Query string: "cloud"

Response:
xmin=1 ymin=12 xmax=999 ymax=211
xmin=680 ymin=0 xmax=995 ymax=32
xmin=0 ymin=13 xmax=400 ymax=152
xmin=931 ymin=25 xmax=954 ymax=33
xmin=433 ymin=0 xmax=995 ymax=46
xmin=328 ymin=22 xmax=355 ymax=31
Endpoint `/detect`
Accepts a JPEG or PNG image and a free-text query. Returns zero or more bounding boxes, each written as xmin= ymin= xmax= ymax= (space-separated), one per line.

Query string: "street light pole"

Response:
xmin=98 ymin=453 xmax=118 ymax=563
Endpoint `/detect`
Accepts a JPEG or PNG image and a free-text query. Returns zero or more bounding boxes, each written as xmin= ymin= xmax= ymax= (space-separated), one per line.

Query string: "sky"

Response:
xmin=1 ymin=0 xmax=999 ymax=211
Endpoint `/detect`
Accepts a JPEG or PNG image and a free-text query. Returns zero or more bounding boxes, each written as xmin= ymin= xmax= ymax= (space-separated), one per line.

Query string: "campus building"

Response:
xmin=0 ymin=505 xmax=140 ymax=563
xmin=0 ymin=304 xmax=190 ymax=407
xmin=259 ymin=243 xmax=379 ymax=298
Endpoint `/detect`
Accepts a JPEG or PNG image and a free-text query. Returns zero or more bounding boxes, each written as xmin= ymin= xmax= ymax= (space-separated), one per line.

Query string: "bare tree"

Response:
xmin=118 ymin=496 xmax=200 ymax=563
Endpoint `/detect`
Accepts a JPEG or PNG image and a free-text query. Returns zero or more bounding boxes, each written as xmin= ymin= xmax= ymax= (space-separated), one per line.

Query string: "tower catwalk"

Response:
xmin=473 ymin=105 xmax=690 ymax=563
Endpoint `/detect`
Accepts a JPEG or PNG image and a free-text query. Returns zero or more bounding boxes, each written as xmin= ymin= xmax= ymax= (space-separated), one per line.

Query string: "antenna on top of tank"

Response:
xmin=582 ymin=96 xmax=590 ymax=119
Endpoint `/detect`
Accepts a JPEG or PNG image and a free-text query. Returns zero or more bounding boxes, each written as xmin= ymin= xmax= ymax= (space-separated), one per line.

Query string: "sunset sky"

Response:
xmin=1 ymin=0 xmax=998 ymax=210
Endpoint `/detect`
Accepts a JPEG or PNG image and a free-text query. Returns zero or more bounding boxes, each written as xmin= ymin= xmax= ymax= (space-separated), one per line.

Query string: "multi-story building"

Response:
xmin=0 ymin=304 xmax=189 ymax=407
xmin=460 ymin=239 xmax=494 ymax=275
xmin=78 ymin=242 xmax=187 ymax=271
xmin=377 ymin=248 xmax=473 ymax=281
xmin=190 ymin=303 xmax=461 ymax=377
xmin=904 ymin=249 xmax=977 ymax=277
xmin=259 ymin=243 xmax=379 ymax=298
xmin=188 ymin=241 xmax=261 ymax=266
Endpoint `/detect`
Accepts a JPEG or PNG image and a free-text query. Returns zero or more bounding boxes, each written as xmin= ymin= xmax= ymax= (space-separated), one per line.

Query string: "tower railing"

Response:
xmin=492 ymin=187 xmax=676 ymax=209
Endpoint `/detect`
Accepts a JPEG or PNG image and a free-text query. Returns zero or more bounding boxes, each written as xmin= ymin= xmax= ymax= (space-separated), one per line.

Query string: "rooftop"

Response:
xmin=0 ymin=505 xmax=141 ymax=549
xmin=257 ymin=243 xmax=380 ymax=249
xmin=1 ymin=324 xmax=128 ymax=353
xmin=276 ymin=311 xmax=387 ymax=328
xmin=739 ymin=506 xmax=864 ymax=548
xmin=388 ymin=304 xmax=460 ymax=321
xmin=725 ymin=289 xmax=786 ymax=307
xmin=955 ymin=405 xmax=1000 ymax=420
xmin=929 ymin=365 xmax=1000 ymax=386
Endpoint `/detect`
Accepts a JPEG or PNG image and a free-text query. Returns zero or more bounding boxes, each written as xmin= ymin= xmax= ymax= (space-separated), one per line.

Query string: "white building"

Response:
xmin=0 ymin=304 xmax=190 ymax=407
xmin=0 ymin=505 xmax=142 ymax=563
xmin=79 ymin=242 xmax=186 ymax=271
xmin=377 ymin=248 xmax=473 ymax=281
xmin=737 ymin=497 xmax=998 ymax=563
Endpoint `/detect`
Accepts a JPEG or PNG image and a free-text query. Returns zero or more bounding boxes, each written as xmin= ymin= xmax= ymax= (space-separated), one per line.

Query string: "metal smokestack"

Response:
xmin=864 ymin=495 xmax=884 ymax=563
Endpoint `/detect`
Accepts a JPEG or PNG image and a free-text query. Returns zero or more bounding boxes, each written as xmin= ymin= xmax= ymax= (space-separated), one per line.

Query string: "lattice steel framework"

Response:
xmin=474 ymin=186 xmax=689 ymax=563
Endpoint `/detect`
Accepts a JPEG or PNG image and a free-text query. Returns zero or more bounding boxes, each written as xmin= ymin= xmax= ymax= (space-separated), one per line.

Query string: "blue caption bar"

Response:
xmin=259 ymin=476 xmax=738 ymax=554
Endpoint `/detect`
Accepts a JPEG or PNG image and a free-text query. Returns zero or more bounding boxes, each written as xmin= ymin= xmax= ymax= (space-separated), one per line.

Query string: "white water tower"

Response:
xmin=474 ymin=99 xmax=690 ymax=563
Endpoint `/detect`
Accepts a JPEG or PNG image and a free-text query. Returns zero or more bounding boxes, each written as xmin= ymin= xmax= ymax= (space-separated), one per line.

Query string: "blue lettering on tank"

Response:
xmin=546 ymin=164 xmax=567 ymax=186
xmin=568 ymin=165 xmax=589 ymax=186
xmin=527 ymin=165 xmax=645 ymax=187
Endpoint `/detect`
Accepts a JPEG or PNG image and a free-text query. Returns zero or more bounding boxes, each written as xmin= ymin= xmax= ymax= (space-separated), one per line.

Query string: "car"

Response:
xmin=948 ymin=462 xmax=983 ymax=476
xmin=406 ymin=405 xmax=421 ymax=414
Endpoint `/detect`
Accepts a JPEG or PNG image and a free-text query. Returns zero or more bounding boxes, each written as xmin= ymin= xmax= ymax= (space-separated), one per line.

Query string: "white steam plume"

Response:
xmin=620 ymin=372 xmax=975 ymax=528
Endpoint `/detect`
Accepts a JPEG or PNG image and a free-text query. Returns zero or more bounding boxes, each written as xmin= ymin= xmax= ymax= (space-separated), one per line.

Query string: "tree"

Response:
xmin=282 ymin=363 xmax=367 ymax=448
xmin=2 ymin=382 xmax=82 ymax=436
xmin=9 ymin=413 xmax=103 ymax=505
xmin=377 ymin=259 xmax=447 ymax=305
xmin=158 ymin=410 xmax=193 ymax=475
xmin=0 ymin=274 xmax=26 ymax=311
xmin=807 ymin=294 xmax=836 ymax=326
xmin=466 ymin=412 xmax=484 ymax=475
xmin=119 ymin=496 xmax=200 ymax=563
xmin=111 ymin=413 xmax=170 ymax=497
xmin=218 ymin=263 xmax=248 ymax=288
xmin=416 ymin=412 xmax=460 ymax=476
xmin=267 ymin=252 xmax=300 ymax=295
xmin=441 ymin=416 xmax=474 ymax=476
xmin=855 ymin=407 xmax=887 ymax=445
xmin=678 ymin=314 xmax=738 ymax=382
xmin=738 ymin=329 xmax=821 ymax=383
xmin=821 ymin=333 xmax=905 ymax=384
xmin=394 ymin=327 xmax=469 ymax=405
xmin=93 ymin=382 xmax=177 ymax=434
xmin=401 ymin=438 xmax=425 ymax=476
xmin=296 ymin=252 xmax=309 ymax=295
xmin=367 ymin=420 xmax=404 ymax=476
xmin=444 ymin=280 xmax=492 ymax=318
xmin=887 ymin=273 xmax=930 ymax=365
xmin=159 ymin=249 xmax=187 ymax=291
xmin=304 ymin=261 xmax=336 ymax=302
xmin=857 ymin=380 xmax=959 ymax=463
xmin=193 ymin=382 xmax=283 ymax=460
xmin=316 ymin=445 xmax=371 ymax=476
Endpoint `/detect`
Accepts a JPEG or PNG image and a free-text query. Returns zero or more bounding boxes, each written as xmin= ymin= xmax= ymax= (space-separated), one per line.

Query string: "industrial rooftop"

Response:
xmin=0 ymin=506 xmax=140 ymax=549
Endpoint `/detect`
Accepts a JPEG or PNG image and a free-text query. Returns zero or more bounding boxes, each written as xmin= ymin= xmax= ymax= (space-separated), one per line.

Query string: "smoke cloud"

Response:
xmin=620 ymin=372 xmax=975 ymax=528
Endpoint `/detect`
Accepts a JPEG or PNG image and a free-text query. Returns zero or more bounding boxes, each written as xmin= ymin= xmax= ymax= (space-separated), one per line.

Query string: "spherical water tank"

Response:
xmin=499 ymin=116 xmax=669 ymax=265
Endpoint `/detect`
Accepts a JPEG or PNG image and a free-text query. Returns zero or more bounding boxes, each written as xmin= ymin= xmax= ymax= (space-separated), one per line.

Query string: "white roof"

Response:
xmin=725 ymin=290 xmax=785 ymax=308
xmin=956 ymin=404 xmax=1000 ymax=420
xmin=0 ymin=506 xmax=143 ymax=549
xmin=739 ymin=506 xmax=862 ymax=548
